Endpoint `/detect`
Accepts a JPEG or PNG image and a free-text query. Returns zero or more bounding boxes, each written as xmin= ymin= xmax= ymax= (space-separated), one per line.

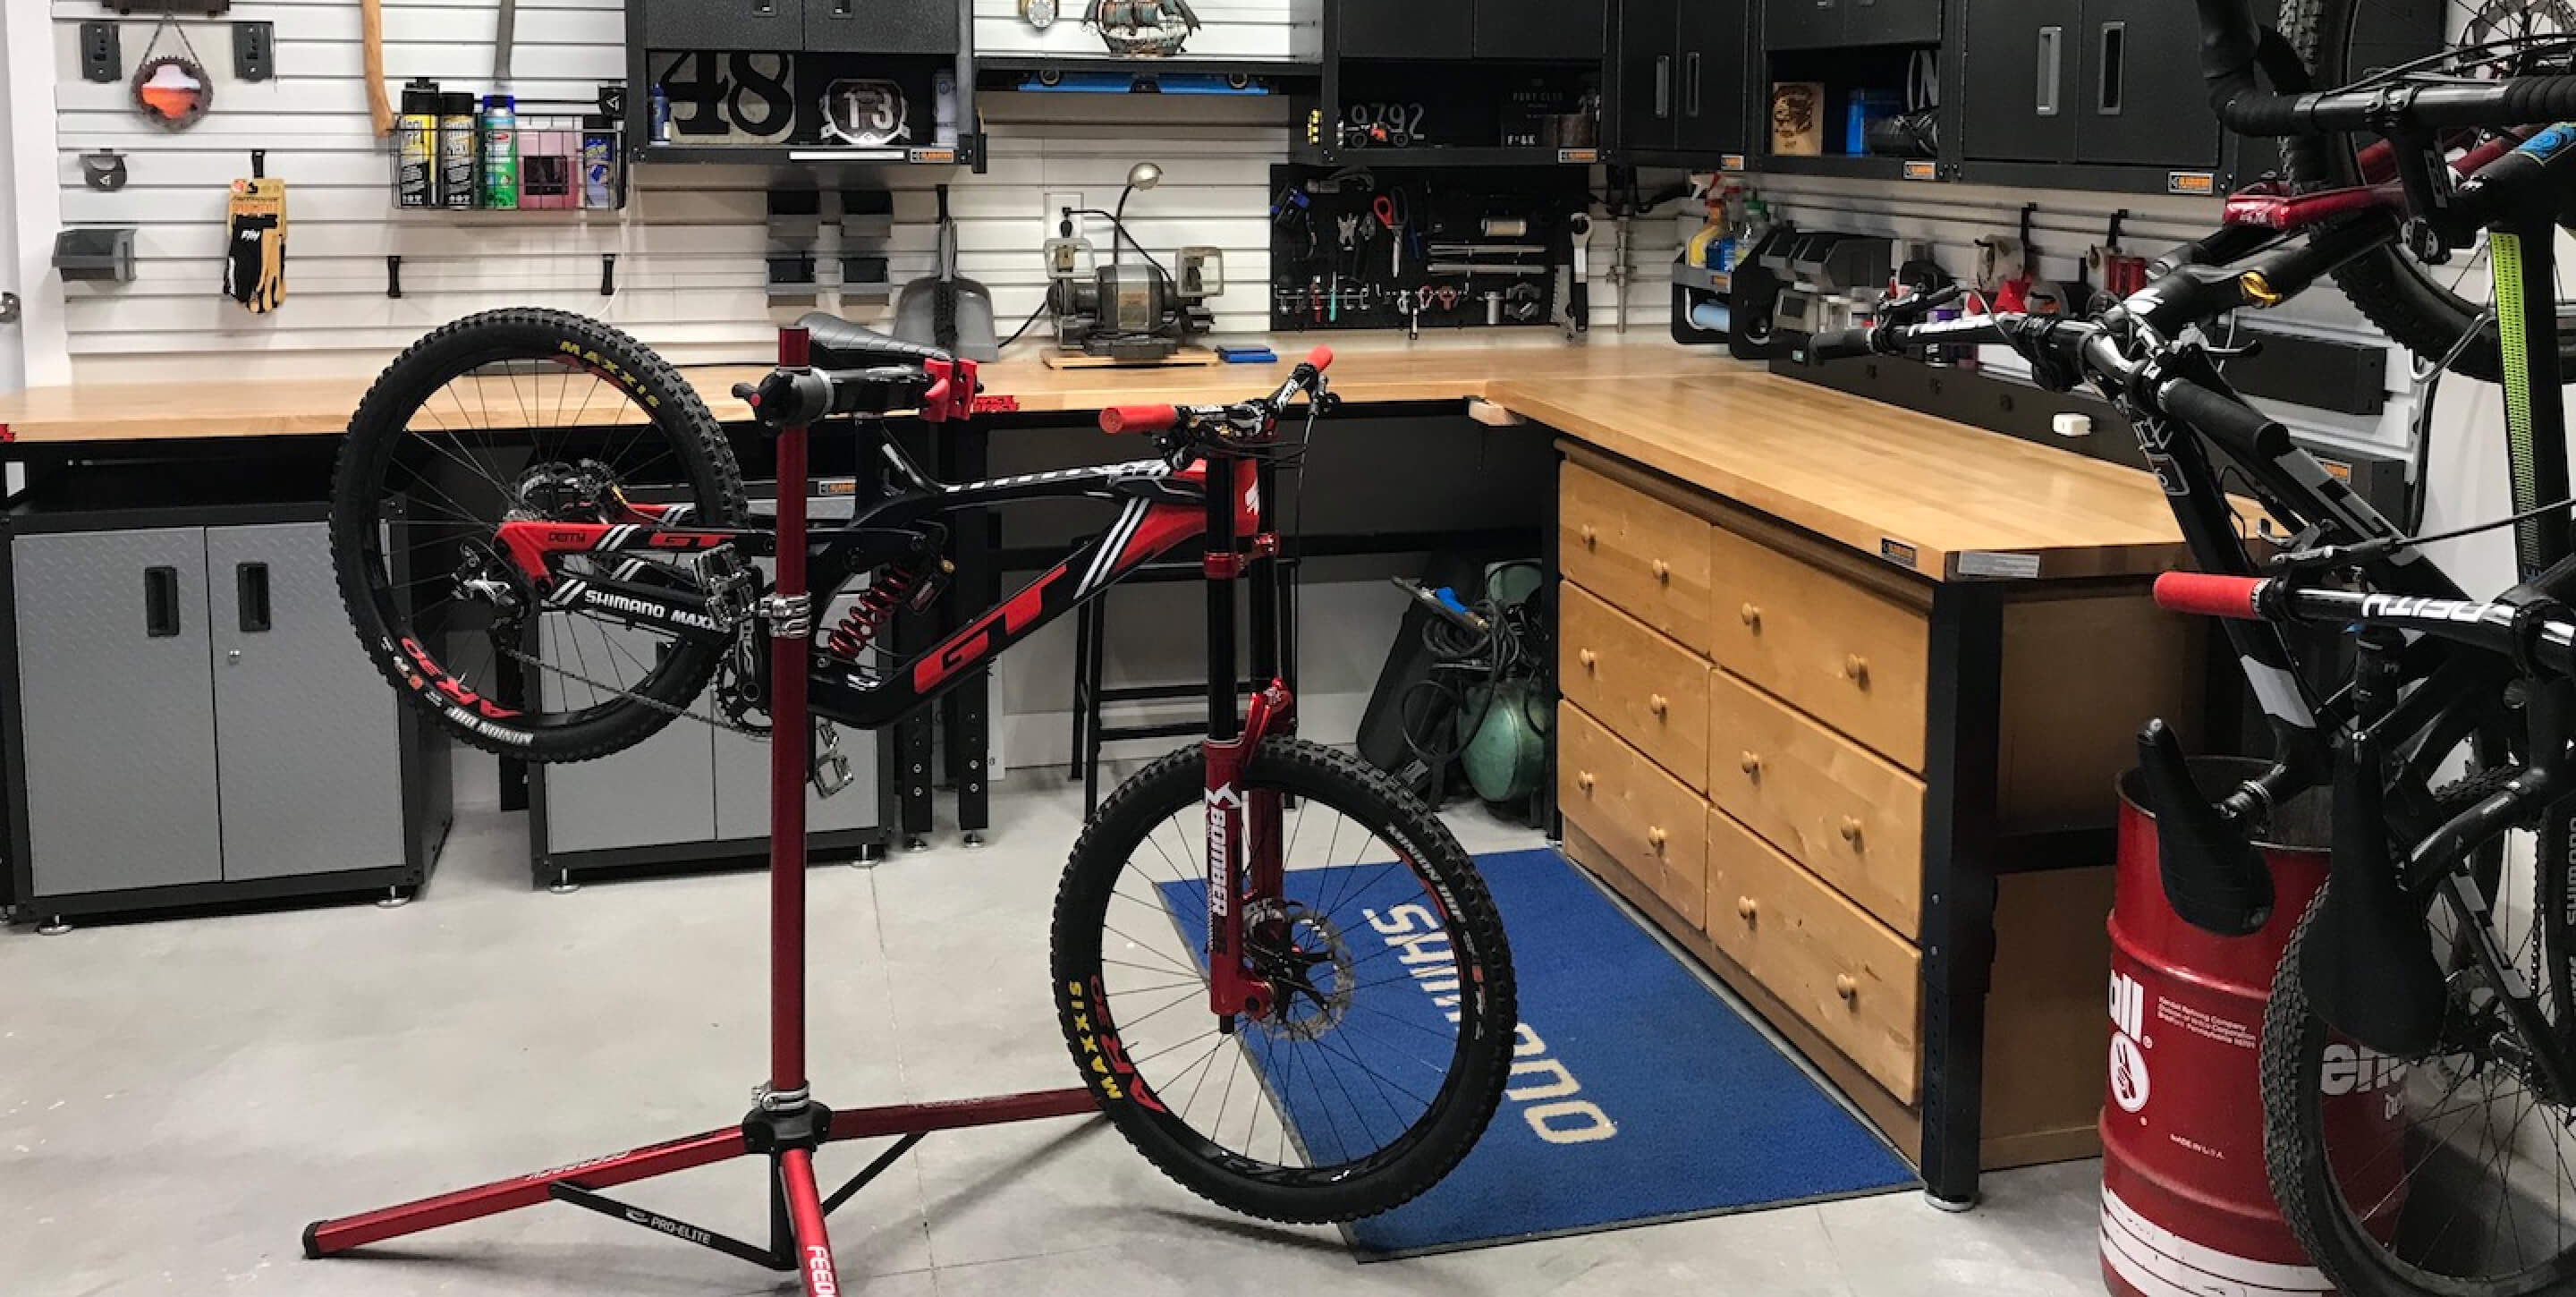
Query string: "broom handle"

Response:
xmin=362 ymin=0 xmax=395 ymax=136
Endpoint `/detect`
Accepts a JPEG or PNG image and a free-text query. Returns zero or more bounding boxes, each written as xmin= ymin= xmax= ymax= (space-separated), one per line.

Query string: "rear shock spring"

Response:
xmin=826 ymin=566 xmax=916 ymax=659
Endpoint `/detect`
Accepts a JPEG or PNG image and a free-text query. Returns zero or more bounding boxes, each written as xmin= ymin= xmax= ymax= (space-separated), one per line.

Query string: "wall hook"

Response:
xmin=80 ymin=149 xmax=129 ymax=191
xmin=2107 ymin=208 xmax=2129 ymax=249
xmin=250 ymin=148 xmax=266 ymax=179
xmin=600 ymin=253 xmax=617 ymax=299
xmin=386 ymin=255 xmax=402 ymax=300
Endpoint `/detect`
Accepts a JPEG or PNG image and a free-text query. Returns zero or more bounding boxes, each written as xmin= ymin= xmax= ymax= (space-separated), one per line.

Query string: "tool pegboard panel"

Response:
xmin=1267 ymin=165 xmax=1591 ymax=334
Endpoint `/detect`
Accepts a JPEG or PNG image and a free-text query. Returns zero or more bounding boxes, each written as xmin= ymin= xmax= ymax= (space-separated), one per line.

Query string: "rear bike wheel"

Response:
xmin=330 ymin=309 xmax=749 ymax=762
xmin=2261 ymin=784 xmax=2576 ymax=1297
xmin=1049 ymin=737 xmax=1516 ymax=1223
xmin=2282 ymin=0 xmax=2576 ymax=383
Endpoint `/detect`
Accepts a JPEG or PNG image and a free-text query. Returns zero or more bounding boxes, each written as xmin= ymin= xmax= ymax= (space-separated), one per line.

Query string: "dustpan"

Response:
xmin=893 ymin=183 xmax=997 ymax=360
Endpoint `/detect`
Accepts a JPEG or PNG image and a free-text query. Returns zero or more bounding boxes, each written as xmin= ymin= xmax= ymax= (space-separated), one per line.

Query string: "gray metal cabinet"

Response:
xmin=1340 ymin=0 xmax=1476 ymax=56
xmin=536 ymin=615 xmax=721 ymax=854
xmin=1960 ymin=0 xmax=2075 ymax=162
xmin=1847 ymin=0 xmax=1938 ymax=45
xmin=15 ymin=528 xmax=224 ymax=895
xmin=2072 ymin=0 xmax=2216 ymax=167
xmin=11 ymin=521 xmax=413 ymax=901
xmin=208 ymin=523 xmax=407 ymax=881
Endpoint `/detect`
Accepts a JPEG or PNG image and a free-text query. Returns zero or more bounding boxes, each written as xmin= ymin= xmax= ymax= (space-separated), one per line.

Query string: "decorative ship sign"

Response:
xmin=1086 ymin=0 xmax=1200 ymax=55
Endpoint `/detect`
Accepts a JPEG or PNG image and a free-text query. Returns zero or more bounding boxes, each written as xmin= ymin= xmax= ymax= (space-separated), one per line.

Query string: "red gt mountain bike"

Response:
xmin=325 ymin=308 xmax=1515 ymax=1225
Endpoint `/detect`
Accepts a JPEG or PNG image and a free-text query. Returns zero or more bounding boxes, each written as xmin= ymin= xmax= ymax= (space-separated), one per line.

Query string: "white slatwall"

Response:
xmin=1750 ymin=172 xmax=2416 ymax=454
xmin=44 ymin=0 xmax=1671 ymax=383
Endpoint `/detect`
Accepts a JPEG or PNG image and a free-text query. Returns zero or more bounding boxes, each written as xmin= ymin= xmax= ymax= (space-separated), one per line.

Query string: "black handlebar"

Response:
xmin=2161 ymin=377 xmax=2289 ymax=455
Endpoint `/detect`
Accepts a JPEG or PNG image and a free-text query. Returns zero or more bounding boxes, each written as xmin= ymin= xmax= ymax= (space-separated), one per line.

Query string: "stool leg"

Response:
xmin=1068 ymin=599 xmax=1094 ymax=783
xmin=1081 ymin=596 xmax=1106 ymax=818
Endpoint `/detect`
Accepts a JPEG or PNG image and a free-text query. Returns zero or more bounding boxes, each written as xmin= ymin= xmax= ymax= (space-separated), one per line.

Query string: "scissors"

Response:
xmin=1374 ymin=193 xmax=1408 ymax=276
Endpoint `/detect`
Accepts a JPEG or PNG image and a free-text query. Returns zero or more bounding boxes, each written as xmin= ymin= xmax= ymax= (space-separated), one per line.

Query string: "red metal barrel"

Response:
xmin=2101 ymin=760 xmax=2406 ymax=1297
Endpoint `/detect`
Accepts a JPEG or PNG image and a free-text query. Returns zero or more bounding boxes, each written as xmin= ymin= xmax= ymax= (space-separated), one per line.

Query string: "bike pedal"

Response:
xmin=811 ymin=720 xmax=853 ymax=799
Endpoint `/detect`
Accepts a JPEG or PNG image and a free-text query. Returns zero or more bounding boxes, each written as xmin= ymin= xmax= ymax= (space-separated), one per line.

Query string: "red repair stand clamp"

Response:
xmin=301 ymin=327 xmax=1094 ymax=1295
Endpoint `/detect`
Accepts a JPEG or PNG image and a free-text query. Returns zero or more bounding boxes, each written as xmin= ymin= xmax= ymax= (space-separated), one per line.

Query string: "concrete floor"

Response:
xmin=0 ymin=762 xmax=2108 ymax=1296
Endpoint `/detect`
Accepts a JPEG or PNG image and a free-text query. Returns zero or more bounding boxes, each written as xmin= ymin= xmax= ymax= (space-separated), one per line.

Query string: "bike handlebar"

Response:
xmin=2160 ymin=377 xmax=2286 ymax=453
xmin=2154 ymin=572 xmax=2576 ymax=678
xmin=1095 ymin=345 xmax=1336 ymax=438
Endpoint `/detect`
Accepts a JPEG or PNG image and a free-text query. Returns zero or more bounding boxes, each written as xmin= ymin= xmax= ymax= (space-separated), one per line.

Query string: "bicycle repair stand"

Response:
xmin=301 ymin=327 xmax=1097 ymax=1294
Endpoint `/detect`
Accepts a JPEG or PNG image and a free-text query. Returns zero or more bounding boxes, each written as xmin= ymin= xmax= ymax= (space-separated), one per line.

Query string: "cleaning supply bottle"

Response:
xmin=394 ymin=80 xmax=438 ymax=208
xmin=480 ymin=94 xmax=520 ymax=210
xmin=436 ymin=92 xmax=478 ymax=208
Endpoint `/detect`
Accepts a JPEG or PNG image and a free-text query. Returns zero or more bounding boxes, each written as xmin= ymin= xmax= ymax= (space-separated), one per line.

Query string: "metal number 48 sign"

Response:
xmin=654 ymin=52 xmax=797 ymax=143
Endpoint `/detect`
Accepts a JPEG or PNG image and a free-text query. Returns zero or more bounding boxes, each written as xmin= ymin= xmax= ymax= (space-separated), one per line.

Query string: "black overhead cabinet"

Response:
xmin=1615 ymin=0 xmax=1749 ymax=159
xmin=1332 ymin=0 xmax=1604 ymax=60
xmin=1767 ymin=0 xmax=1938 ymax=50
xmin=1958 ymin=0 xmax=2213 ymax=171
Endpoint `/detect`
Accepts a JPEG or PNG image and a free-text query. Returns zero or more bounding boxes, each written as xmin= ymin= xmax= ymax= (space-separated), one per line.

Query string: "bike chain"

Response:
xmin=497 ymin=641 xmax=772 ymax=738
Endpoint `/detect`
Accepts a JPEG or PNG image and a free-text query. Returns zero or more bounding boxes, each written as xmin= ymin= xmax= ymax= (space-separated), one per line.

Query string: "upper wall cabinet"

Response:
xmin=1959 ymin=0 xmax=2210 ymax=169
xmin=640 ymin=0 xmax=960 ymax=55
xmin=1766 ymin=0 xmax=1938 ymax=50
xmin=1334 ymin=0 xmax=1606 ymax=61
xmin=1617 ymin=0 xmax=1750 ymax=158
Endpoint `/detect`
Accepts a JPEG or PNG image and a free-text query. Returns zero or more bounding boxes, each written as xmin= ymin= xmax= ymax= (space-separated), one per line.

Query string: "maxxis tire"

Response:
xmin=2275 ymin=0 xmax=2566 ymax=385
xmin=1049 ymin=738 xmax=1517 ymax=1224
xmin=330 ymin=309 xmax=747 ymax=763
xmin=2261 ymin=772 xmax=2575 ymax=1297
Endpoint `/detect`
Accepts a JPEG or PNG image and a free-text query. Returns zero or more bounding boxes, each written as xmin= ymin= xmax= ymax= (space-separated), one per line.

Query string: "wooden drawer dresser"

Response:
xmin=1524 ymin=397 xmax=2209 ymax=1207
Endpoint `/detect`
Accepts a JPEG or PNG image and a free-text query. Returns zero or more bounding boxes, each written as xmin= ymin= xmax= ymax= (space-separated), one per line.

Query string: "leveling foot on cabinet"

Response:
xmin=547 ymin=874 xmax=581 ymax=895
xmin=35 ymin=916 xmax=71 ymax=936
xmin=376 ymin=888 xmax=412 ymax=909
xmin=1925 ymin=1190 xmax=1978 ymax=1213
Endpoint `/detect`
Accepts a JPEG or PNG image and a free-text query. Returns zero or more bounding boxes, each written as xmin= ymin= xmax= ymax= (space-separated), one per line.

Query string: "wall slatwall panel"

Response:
xmin=46 ymin=0 xmax=1668 ymax=384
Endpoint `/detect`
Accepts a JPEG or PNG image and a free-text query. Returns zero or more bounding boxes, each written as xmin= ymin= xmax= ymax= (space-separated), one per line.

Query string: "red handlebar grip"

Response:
xmin=2153 ymin=572 xmax=2265 ymax=620
xmin=1100 ymin=404 xmax=1181 ymax=435
xmin=1304 ymin=345 xmax=1335 ymax=373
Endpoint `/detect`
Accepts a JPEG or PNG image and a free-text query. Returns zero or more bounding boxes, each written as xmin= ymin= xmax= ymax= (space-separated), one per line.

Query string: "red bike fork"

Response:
xmin=301 ymin=326 xmax=1095 ymax=1294
xmin=1203 ymin=455 xmax=1293 ymax=1020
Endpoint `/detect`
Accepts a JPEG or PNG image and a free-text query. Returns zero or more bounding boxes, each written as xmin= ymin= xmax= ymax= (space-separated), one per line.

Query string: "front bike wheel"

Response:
xmin=2261 ymin=801 xmax=2576 ymax=1297
xmin=331 ymin=309 xmax=748 ymax=762
xmin=1049 ymin=737 xmax=1516 ymax=1224
xmin=2282 ymin=0 xmax=2576 ymax=383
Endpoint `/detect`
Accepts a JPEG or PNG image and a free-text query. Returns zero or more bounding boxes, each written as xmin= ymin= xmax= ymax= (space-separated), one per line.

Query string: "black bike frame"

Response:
xmin=495 ymin=437 xmax=1262 ymax=733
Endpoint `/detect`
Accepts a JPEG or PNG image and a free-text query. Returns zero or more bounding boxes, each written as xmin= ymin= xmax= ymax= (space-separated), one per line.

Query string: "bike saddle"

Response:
xmin=797 ymin=311 xmax=952 ymax=370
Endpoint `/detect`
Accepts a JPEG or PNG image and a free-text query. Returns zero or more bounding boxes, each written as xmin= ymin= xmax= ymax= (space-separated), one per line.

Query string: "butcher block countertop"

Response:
xmin=0 ymin=335 xmax=2199 ymax=580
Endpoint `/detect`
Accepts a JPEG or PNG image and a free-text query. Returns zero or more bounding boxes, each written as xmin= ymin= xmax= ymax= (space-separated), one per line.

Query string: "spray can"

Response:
xmin=480 ymin=94 xmax=520 ymax=210
xmin=436 ymin=92 xmax=478 ymax=208
xmin=581 ymin=115 xmax=619 ymax=209
xmin=648 ymin=85 xmax=672 ymax=146
xmin=394 ymin=79 xmax=438 ymax=208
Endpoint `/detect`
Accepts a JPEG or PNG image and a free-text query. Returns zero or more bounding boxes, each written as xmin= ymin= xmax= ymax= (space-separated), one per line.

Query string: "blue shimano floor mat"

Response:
xmin=1156 ymin=845 xmax=1916 ymax=1259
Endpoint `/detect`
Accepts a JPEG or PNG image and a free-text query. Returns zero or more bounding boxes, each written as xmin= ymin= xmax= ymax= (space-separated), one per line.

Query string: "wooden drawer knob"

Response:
xmin=1647 ymin=693 xmax=1669 ymax=717
xmin=1735 ymin=895 xmax=1758 ymax=921
xmin=1647 ymin=826 xmax=1668 ymax=853
xmin=1839 ymin=817 xmax=1864 ymax=846
xmin=1843 ymin=654 xmax=1870 ymax=685
xmin=1578 ymin=648 xmax=1597 ymax=671
xmin=1576 ymin=769 xmax=1597 ymax=793
xmin=1835 ymin=973 xmax=1859 ymax=1002
xmin=1651 ymin=558 xmax=1671 ymax=582
xmin=1739 ymin=750 xmax=1762 ymax=775
xmin=1579 ymin=523 xmax=1597 ymax=547
xmin=1740 ymin=603 xmax=1762 ymax=628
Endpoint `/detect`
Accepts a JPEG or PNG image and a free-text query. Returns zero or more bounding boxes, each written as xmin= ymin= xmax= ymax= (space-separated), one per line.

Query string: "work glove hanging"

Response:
xmin=223 ymin=174 xmax=287 ymax=313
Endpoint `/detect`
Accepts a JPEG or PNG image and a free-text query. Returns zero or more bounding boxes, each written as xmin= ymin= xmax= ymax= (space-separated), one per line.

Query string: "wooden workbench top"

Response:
xmin=0 ymin=335 xmax=1739 ymax=445
xmin=0 ymin=331 xmax=2198 ymax=581
xmin=1487 ymin=372 xmax=2198 ymax=582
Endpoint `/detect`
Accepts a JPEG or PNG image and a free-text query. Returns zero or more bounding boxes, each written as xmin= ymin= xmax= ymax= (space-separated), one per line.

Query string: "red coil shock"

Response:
xmin=826 ymin=567 xmax=916 ymax=658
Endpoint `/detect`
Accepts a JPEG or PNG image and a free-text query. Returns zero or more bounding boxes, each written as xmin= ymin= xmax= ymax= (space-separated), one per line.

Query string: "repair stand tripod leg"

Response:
xmin=300 ymin=326 xmax=1096 ymax=1290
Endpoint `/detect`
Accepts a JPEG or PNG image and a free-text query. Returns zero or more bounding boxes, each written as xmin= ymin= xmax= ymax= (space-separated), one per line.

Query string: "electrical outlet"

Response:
xmin=1045 ymin=191 xmax=1083 ymax=243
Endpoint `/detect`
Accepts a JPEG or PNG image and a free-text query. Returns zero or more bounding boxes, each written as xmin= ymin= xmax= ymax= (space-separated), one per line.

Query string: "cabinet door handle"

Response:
xmin=1835 ymin=972 xmax=1860 ymax=1001
xmin=2036 ymin=26 xmax=2063 ymax=117
xmin=2097 ymin=21 xmax=2127 ymax=114
xmin=1576 ymin=768 xmax=1597 ymax=793
xmin=1654 ymin=55 xmax=1673 ymax=121
xmin=1651 ymin=558 xmax=1671 ymax=582
xmin=1578 ymin=648 xmax=1598 ymax=671
xmin=1739 ymin=750 xmax=1762 ymax=775
xmin=1579 ymin=522 xmax=1597 ymax=547
xmin=751 ymin=0 xmax=776 ymax=13
xmin=144 ymin=565 xmax=180 ymax=638
xmin=1683 ymin=52 xmax=1703 ymax=119
xmin=1647 ymin=826 xmax=1667 ymax=852
xmin=236 ymin=562 xmax=271 ymax=634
